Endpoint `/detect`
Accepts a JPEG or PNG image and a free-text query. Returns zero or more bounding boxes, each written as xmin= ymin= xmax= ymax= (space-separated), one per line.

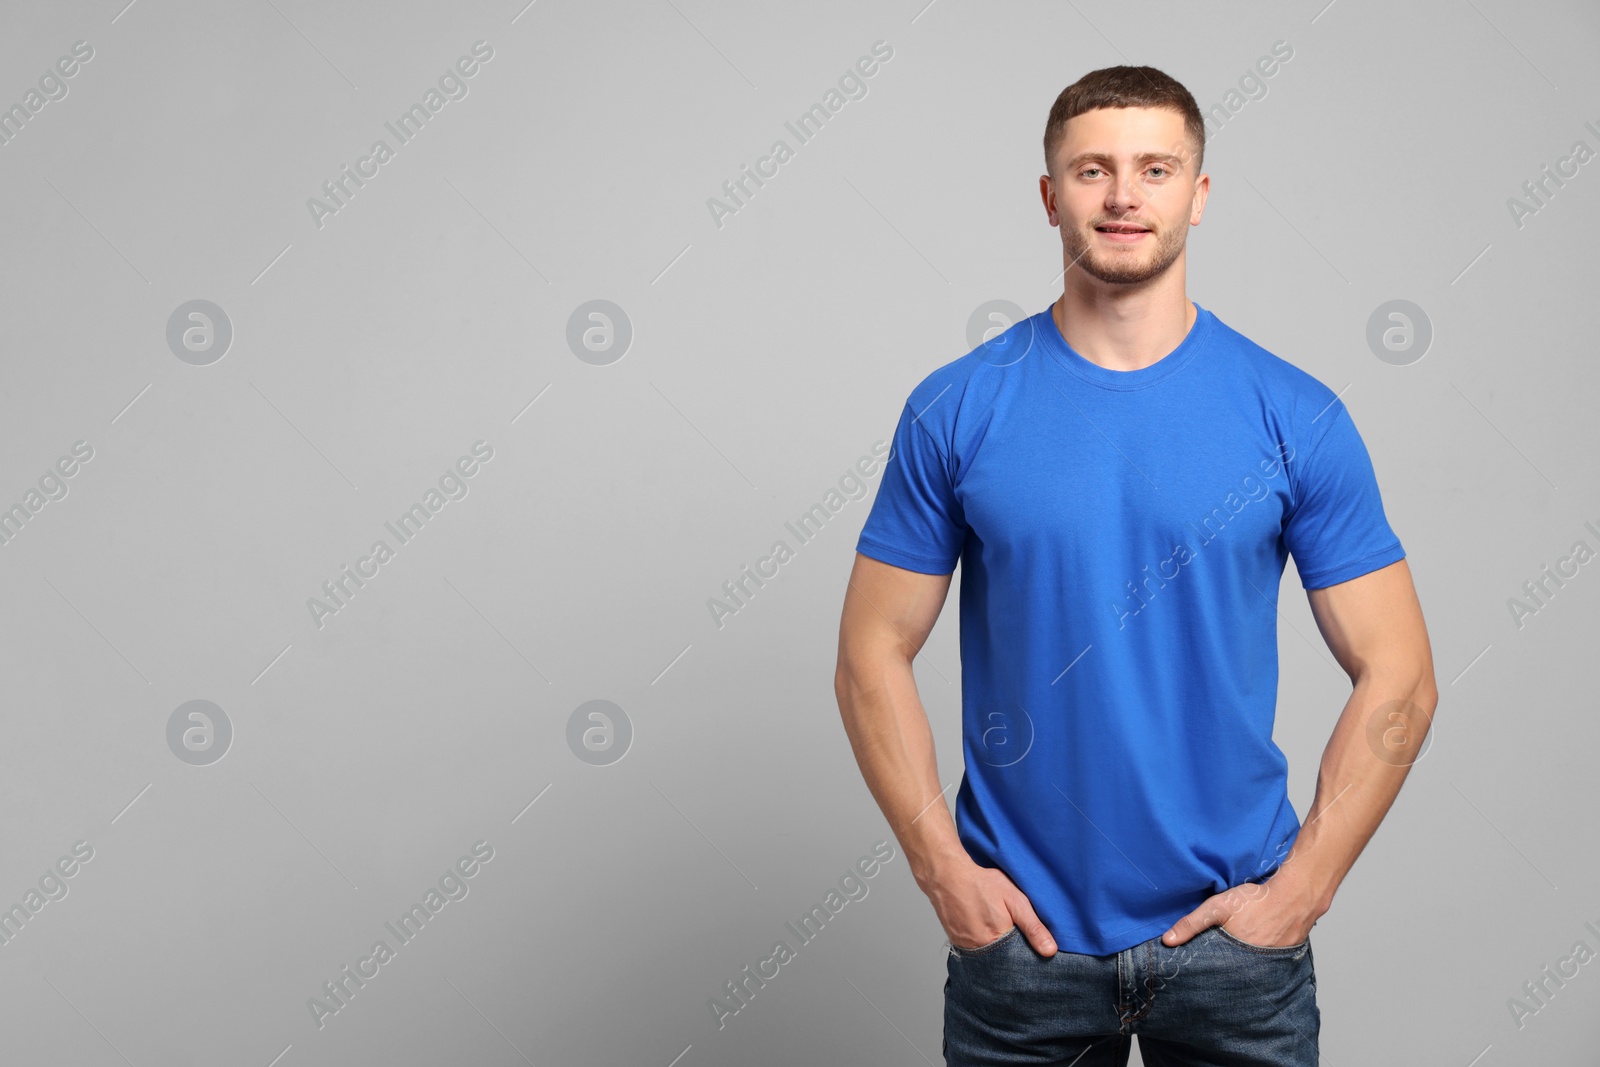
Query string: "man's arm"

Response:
xmin=1164 ymin=557 xmax=1438 ymax=948
xmin=834 ymin=552 xmax=1059 ymax=955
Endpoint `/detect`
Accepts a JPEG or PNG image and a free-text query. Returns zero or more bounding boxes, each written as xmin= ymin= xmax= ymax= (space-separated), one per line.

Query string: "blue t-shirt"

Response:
xmin=855 ymin=301 xmax=1405 ymax=955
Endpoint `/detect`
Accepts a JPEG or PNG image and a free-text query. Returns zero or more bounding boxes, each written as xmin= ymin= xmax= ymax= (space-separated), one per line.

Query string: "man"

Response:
xmin=833 ymin=65 xmax=1436 ymax=1065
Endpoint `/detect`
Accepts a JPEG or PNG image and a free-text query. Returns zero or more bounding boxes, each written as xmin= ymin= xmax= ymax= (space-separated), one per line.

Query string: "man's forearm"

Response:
xmin=1275 ymin=664 xmax=1439 ymax=913
xmin=835 ymin=657 xmax=968 ymax=887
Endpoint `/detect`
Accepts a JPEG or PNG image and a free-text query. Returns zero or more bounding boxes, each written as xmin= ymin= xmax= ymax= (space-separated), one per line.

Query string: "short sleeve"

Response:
xmin=855 ymin=401 xmax=966 ymax=574
xmin=1283 ymin=401 xmax=1406 ymax=589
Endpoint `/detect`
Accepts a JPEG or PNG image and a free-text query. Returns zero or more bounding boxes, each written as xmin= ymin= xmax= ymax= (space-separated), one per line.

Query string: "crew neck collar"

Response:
xmin=1039 ymin=300 xmax=1212 ymax=391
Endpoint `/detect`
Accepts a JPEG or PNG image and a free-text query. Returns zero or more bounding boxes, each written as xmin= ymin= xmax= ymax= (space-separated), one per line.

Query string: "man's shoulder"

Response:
xmin=899 ymin=311 xmax=1046 ymax=428
xmin=1205 ymin=307 xmax=1340 ymax=408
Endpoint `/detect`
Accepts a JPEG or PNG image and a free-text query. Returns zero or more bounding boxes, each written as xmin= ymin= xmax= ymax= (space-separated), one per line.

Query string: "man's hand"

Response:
xmin=1160 ymin=864 xmax=1327 ymax=949
xmin=920 ymin=854 xmax=1058 ymax=957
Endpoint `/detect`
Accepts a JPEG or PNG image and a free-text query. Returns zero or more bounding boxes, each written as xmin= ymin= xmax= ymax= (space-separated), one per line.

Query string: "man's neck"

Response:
xmin=1052 ymin=288 xmax=1197 ymax=373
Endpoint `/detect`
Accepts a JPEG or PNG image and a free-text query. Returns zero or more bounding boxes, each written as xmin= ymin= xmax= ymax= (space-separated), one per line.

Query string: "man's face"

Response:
xmin=1042 ymin=106 xmax=1206 ymax=286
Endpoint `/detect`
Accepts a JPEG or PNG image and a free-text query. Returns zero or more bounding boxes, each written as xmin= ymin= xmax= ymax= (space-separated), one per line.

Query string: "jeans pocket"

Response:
xmin=1214 ymin=924 xmax=1309 ymax=957
xmin=948 ymin=925 xmax=1020 ymax=958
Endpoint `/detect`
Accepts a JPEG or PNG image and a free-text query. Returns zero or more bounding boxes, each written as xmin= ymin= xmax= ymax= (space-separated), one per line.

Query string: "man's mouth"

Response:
xmin=1094 ymin=222 xmax=1150 ymax=243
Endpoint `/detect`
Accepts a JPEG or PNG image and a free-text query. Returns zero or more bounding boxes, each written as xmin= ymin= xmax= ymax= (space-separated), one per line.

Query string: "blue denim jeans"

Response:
xmin=943 ymin=924 xmax=1319 ymax=1065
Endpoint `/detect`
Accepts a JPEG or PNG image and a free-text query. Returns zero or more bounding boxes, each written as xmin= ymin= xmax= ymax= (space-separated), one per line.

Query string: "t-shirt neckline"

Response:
xmin=1039 ymin=300 xmax=1213 ymax=391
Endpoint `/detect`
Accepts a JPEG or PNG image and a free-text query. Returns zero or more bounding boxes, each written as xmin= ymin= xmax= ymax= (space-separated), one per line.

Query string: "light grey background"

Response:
xmin=1 ymin=0 xmax=1597 ymax=1064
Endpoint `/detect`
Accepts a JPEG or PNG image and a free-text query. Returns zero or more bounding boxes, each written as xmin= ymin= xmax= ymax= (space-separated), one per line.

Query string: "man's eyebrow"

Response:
xmin=1063 ymin=151 xmax=1185 ymax=170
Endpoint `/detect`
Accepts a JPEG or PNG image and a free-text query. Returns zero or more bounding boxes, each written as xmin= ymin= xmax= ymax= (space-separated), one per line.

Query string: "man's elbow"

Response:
xmin=834 ymin=641 xmax=905 ymax=706
xmin=1407 ymin=670 xmax=1440 ymax=724
xmin=1359 ymin=655 xmax=1438 ymax=713
xmin=834 ymin=640 xmax=862 ymax=705
xmin=834 ymin=653 xmax=874 ymax=703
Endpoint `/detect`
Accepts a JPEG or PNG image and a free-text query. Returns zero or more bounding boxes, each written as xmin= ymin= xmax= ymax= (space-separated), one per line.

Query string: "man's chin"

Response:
xmin=1079 ymin=259 xmax=1164 ymax=285
xmin=1069 ymin=244 xmax=1181 ymax=286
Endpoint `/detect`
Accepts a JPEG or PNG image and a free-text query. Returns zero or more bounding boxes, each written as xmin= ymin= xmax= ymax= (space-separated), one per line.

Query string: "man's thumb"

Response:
xmin=1161 ymin=904 xmax=1215 ymax=947
xmin=1011 ymin=898 xmax=1057 ymax=957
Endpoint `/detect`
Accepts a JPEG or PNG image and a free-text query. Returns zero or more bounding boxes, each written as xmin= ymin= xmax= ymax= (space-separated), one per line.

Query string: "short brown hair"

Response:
xmin=1043 ymin=66 xmax=1204 ymax=178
